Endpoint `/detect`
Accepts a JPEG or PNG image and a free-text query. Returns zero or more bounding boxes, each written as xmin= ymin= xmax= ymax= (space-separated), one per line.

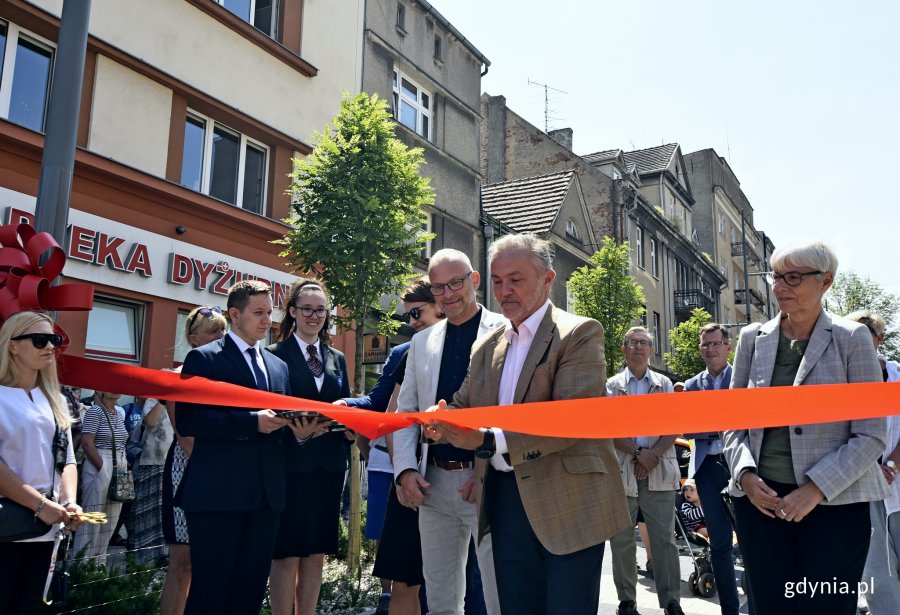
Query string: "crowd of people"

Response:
xmin=1 ymin=234 xmax=899 ymax=615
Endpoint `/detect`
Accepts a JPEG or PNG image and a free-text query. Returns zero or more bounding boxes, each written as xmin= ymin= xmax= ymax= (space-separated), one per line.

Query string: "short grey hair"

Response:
xmin=488 ymin=233 xmax=553 ymax=272
xmin=623 ymin=326 xmax=652 ymax=344
xmin=429 ymin=249 xmax=473 ymax=272
xmin=770 ymin=241 xmax=838 ymax=276
xmin=846 ymin=310 xmax=886 ymax=338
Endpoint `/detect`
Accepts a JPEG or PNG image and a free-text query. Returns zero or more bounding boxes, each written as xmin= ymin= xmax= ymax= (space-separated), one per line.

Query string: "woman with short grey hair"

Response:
xmin=723 ymin=240 xmax=888 ymax=614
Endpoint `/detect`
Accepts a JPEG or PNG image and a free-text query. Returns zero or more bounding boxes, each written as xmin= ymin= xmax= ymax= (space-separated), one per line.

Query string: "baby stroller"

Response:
xmin=674 ymin=492 xmax=716 ymax=598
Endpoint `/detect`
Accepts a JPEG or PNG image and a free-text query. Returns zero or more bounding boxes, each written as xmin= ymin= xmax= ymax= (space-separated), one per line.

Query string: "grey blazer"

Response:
xmin=723 ymin=309 xmax=890 ymax=505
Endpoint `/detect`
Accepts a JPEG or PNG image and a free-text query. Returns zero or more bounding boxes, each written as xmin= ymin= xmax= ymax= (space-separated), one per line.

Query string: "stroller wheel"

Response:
xmin=698 ymin=572 xmax=716 ymax=598
xmin=688 ymin=571 xmax=700 ymax=596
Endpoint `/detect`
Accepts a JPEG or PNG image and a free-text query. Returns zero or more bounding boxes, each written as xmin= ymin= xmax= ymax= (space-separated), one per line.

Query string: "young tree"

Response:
xmin=568 ymin=237 xmax=646 ymax=377
xmin=664 ymin=308 xmax=712 ymax=381
xmin=825 ymin=271 xmax=900 ymax=360
xmin=280 ymin=92 xmax=434 ymax=573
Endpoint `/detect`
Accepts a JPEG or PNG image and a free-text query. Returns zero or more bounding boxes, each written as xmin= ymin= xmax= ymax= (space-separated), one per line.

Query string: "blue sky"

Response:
xmin=436 ymin=0 xmax=900 ymax=294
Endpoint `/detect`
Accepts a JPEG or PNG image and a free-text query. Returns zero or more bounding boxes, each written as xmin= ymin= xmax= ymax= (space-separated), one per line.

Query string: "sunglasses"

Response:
xmin=187 ymin=306 xmax=223 ymax=333
xmin=401 ymin=307 xmax=425 ymax=323
xmin=12 ymin=333 xmax=64 ymax=349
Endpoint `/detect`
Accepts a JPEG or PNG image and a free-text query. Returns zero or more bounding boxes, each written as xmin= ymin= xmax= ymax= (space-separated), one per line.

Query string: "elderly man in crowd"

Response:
xmin=392 ymin=248 xmax=504 ymax=615
xmin=426 ymin=233 xmax=629 ymax=615
xmin=684 ymin=323 xmax=748 ymax=615
xmin=608 ymin=326 xmax=684 ymax=615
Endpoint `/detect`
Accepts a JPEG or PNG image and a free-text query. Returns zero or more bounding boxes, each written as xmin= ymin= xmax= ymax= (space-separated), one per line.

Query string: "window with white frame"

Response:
xmin=0 ymin=21 xmax=54 ymax=133
xmin=215 ymin=0 xmax=278 ymax=37
xmin=718 ymin=212 xmax=725 ymax=236
xmin=86 ymin=298 xmax=144 ymax=363
xmin=180 ymin=111 xmax=269 ymax=214
xmin=173 ymin=310 xmax=192 ymax=366
xmin=566 ymin=218 xmax=580 ymax=241
xmin=392 ymin=69 xmax=431 ymax=140
xmin=396 ymin=3 xmax=406 ymax=30
xmin=653 ymin=312 xmax=662 ymax=355
xmin=650 ymin=237 xmax=658 ymax=278
xmin=419 ymin=213 xmax=433 ymax=260
xmin=635 ymin=227 xmax=644 ymax=268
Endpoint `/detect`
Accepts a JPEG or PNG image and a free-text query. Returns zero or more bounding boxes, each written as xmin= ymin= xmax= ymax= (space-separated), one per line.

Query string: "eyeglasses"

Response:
xmin=765 ymin=271 xmax=822 ymax=287
xmin=699 ymin=341 xmax=728 ymax=350
xmin=429 ymin=271 xmax=473 ymax=296
xmin=296 ymin=307 xmax=328 ymax=318
xmin=401 ymin=307 xmax=425 ymax=323
xmin=187 ymin=306 xmax=223 ymax=334
xmin=12 ymin=333 xmax=64 ymax=349
xmin=625 ymin=339 xmax=652 ymax=349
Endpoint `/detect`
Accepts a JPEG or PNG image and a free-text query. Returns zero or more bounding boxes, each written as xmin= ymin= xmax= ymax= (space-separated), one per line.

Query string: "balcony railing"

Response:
xmin=674 ymin=289 xmax=715 ymax=316
xmin=734 ymin=287 xmax=766 ymax=311
xmin=732 ymin=242 xmax=762 ymax=268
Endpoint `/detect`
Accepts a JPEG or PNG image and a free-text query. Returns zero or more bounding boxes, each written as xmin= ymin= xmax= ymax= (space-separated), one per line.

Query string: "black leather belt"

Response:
xmin=373 ymin=444 xmax=389 ymax=453
xmin=431 ymin=457 xmax=473 ymax=471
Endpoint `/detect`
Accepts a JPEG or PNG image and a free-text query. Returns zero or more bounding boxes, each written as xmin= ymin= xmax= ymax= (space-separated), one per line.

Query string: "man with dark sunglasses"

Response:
xmin=392 ymin=249 xmax=505 ymax=615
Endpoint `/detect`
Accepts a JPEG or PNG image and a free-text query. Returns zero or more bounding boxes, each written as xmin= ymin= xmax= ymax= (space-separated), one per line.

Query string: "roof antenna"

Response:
xmin=527 ymin=78 xmax=567 ymax=133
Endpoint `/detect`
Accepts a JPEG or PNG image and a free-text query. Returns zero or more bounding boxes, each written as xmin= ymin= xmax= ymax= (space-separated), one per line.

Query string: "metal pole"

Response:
xmin=740 ymin=207 xmax=751 ymax=324
xmin=34 ymin=0 xmax=92 ymax=247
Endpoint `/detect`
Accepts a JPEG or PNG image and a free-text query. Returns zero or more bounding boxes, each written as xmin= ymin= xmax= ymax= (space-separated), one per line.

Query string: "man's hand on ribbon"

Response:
xmin=424 ymin=400 xmax=483 ymax=450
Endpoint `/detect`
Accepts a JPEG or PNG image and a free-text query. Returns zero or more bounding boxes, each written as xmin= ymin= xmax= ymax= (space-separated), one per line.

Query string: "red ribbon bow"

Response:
xmin=0 ymin=223 xmax=94 ymax=326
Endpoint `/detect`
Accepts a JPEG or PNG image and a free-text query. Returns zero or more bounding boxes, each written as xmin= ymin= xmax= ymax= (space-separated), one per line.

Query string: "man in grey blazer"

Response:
xmin=393 ymin=248 xmax=504 ymax=615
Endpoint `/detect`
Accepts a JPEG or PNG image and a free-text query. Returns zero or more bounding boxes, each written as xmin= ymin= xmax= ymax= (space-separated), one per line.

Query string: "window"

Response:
xmin=86 ymin=298 xmax=144 ymax=363
xmin=392 ymin=69 xmax=431 ymax=140
xmin=565 ymin=218 xmax=580 ymax=241
xmin=173 ymin=311 xmax=192 ymax=365
xmin=566 ymin=281 xmax=576 ymax=314
xmin=635 ymin=227 xmax=644 ymax=269
xmin=0 ymin=21 xmax=54 ymax=133
xmin=640 ymin=308 xmax=647 ymax=328
xmin=732 ymin=227 xmax=739 ymax=244
xmin=419 ymin=213 xmax=433 ymax=260
xmin=653 ymin=312 xmax=662 ymax=355
xmin=396 ymin=3 xmax=406 ymax=30
xmin=612 ymin=169 xmax=621 ymax=180
xmin=215 ymin=0 xmax=277 ymax=37
xmin=718 ymin=213 xmax=725 ymax=236
xmin=433 ymin=36 xmax=442 ymax=61
xmin=650 ymin=237 xmax=658 ymax=278
xmin=180 ymin=111 xmax=269 ymax=214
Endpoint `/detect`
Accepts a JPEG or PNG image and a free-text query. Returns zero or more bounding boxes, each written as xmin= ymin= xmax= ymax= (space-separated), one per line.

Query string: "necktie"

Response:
xmin=246 ymin=347 xmax=268 ymax=390
xmin=307 ymin=344 xmax=324 ymax=377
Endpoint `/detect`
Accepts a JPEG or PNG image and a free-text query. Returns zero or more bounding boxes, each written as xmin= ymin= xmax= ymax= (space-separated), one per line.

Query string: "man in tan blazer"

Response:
xmin=427 ymin=233 xmax=630 ymax=615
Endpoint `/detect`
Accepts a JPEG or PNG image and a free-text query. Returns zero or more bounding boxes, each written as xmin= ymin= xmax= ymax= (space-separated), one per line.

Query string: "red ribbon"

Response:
xmin=58 ymin=354 xmax=900 ymax=440
xmin=0 ymin=223 xmax=94 ymax=325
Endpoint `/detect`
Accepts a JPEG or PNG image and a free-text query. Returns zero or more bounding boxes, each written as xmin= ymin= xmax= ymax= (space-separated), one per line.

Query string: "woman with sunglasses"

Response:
xmin=336 ymin=277 xmax=444 ymax=615
xmin=0 ymin=312 xmax=81 ymax=613
xmin=158 ymin=305 xmax=226 ymax=615
xmin=723 ymin=241 xmax=888 ymax=614
xmin=267 ymin=279 xmax=350 ymax=615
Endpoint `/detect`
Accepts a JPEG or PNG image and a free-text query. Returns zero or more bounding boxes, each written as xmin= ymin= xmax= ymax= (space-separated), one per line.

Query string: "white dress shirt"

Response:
xmin=491 ymin=300 xmax=551 ymax=471
xmin=227 ymin=330 xmax=268 ymax=388
xmin=295 ymin=334 xmax=325 ymax=391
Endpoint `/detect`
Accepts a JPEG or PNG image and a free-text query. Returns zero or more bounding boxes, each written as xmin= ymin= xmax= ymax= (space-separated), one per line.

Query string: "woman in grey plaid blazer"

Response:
xmin=723 ymin=241 xmax=889 ymax=615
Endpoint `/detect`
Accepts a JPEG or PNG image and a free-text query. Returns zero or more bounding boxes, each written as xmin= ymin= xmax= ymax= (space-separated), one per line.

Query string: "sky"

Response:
xmin=435 ymin=0 xmax=900 ymax=295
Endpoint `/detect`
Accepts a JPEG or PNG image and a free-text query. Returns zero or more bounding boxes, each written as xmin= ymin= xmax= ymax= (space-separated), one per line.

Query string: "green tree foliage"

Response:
xmin=664 ymin=308 xmax=712 ymax=381
xmin=825 ymin=271 xmax=900 ymax=360
xmin=279 ymin=92 xmax=434 ymax=573
xmin=568 ymin=237 xmax=646 ymax=377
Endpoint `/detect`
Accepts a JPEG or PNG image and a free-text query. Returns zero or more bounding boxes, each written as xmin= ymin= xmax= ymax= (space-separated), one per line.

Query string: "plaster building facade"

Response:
xmin=1 ymin=0 xmax=363 ymax=374
xmin=683 ymin=148 xmax=776 ymax=326
xmin=362 ymin=0 xmax=489 ymax=272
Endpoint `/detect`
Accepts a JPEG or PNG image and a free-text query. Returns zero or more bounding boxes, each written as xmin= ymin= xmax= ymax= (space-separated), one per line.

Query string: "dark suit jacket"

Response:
xmin=267 ymin=336 xmax=351 ymax=473
xmin=176 ymin=334 xmax=291 ymax=512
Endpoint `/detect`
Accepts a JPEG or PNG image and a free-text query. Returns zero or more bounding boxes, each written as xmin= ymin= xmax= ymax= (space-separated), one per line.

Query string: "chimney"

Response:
xmin=548 ymin=127 xmax=573 ymax=151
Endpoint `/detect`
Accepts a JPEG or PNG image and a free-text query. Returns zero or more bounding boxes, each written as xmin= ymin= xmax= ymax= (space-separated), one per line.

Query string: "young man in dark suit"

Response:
xmin=176 ymin=280 xmax=295 ymax=615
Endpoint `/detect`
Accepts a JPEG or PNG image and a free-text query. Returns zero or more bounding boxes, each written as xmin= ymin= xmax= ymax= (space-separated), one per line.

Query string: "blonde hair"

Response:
xmin=846 ymin=309 xmax=886 ymax=338
xmin=184 ymin=305 xmax=228 ymax=342
xmin=0 ymin=311 xmax=68 ymax=429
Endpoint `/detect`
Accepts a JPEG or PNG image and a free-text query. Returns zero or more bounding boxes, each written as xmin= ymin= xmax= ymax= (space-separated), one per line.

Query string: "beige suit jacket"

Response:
xmin=451 ymin=305 xmax=630 ymax=555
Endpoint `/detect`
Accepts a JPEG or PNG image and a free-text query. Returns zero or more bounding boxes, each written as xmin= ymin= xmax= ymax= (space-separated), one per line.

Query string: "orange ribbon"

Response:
xmin=58 ymin=355 xmax=900 ymax=440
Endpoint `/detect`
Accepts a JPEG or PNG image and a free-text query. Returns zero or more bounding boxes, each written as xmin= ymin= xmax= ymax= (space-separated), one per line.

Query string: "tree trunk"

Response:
xmin=347 ymin=322 xmax=365 ymax=575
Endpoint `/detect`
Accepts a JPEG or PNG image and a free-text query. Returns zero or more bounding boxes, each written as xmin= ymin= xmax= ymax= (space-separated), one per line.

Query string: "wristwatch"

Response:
xmin=475 ymin=428 xmax=496 ymax=459
xmin=886 ymin=460 xmax=898 ymax=475
xmin=633 ymin=447 xmax=644 ymax=458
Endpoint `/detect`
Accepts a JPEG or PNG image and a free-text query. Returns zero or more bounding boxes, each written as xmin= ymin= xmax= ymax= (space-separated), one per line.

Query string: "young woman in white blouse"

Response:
xmin=0 ymin=311 xmax=81 ymax=613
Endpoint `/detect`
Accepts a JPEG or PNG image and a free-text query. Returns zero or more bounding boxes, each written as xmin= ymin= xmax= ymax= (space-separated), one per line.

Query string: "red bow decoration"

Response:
xmin=0 ymin=223 xmax=94 ymax=326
